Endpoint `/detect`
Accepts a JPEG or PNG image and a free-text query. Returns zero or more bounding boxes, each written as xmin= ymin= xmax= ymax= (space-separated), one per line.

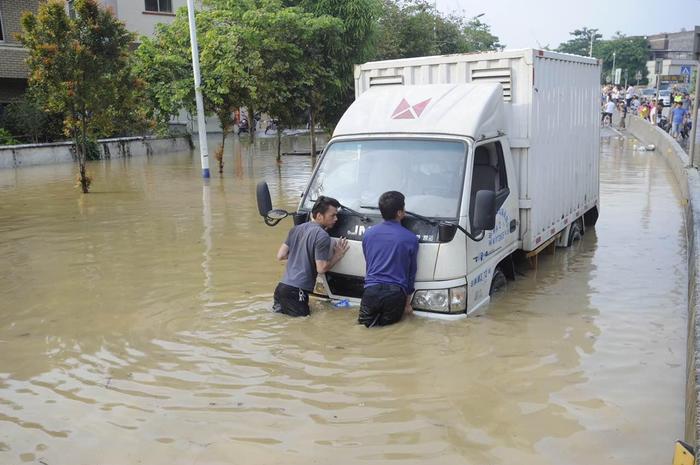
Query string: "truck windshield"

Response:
xmin=302 ymin=139 xmax=467 ymax=218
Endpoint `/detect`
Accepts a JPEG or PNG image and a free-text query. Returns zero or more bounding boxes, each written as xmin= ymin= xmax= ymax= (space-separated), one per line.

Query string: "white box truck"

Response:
xmin=257 ymin=49 xmax=601 ymax=316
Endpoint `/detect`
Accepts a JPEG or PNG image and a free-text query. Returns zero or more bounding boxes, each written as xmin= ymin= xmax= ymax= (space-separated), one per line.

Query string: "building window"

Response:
xmin=0 ymin=6 xmax=5 ymax=41
xmin=145 ymin=0 xmax=172 ymax=13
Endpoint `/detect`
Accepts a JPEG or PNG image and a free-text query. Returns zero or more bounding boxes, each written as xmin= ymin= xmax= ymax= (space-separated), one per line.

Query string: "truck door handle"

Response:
xmin=510 ymin=219 xmax=517 ymax=233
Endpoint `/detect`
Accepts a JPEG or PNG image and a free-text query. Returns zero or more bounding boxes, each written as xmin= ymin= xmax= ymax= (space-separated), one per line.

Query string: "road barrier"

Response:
xmin=0 ymin=135 xmax=192 ymax=169
xmin=628 ymin=115 xmax=700 ymax=455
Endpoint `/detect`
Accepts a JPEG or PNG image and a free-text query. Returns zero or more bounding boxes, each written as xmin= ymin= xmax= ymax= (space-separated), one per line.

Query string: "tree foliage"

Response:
xmin=556 ymin=27 xmax=649 ymax=85
xmin=0 ymin=93 xmax=64 ymax=144
xmin=136 ymin=0 xmax=504 ymax=160
xmin=138 ymin=0 xmax=346 ymax=162
xmin=236 ymin=3 xmax=344 ymax=159
xmin=597 ymin=35 xmax=649 ymax=85
xmin=135 ymin=7 xmax=261 ymax=172
xmin=373 ymin=1 xmax=502 ymax=60
xmin=19 ymin=0 xmax=147 ymax=192
xmin=283 ymin=0 xmax=380 ymax=134
xmin=556 ymin=27 xmax=601 ymax=57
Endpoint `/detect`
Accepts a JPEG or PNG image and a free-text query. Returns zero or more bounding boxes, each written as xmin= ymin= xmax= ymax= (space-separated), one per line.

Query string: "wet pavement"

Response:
xmin=0 ymin=131 xmax=688 ymax=464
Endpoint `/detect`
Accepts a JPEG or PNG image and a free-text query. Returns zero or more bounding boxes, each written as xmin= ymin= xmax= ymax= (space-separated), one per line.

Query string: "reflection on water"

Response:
xmin=0 ymin=132 xmax=687 ymax=464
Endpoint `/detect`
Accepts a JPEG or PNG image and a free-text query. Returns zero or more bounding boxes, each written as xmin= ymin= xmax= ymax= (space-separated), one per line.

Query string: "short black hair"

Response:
xmin=378 ymin=191 xmax=405 ymax=220
xmin=312 ymin=195 xmax=340 ymax=218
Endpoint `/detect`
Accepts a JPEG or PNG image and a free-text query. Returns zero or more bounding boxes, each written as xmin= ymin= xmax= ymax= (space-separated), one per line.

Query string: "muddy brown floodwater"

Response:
xmin=0 ymin=131 xmax=687 ymax=465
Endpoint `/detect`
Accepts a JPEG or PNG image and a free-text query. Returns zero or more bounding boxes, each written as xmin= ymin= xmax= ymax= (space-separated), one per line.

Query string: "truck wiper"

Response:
xmin=339 ymin=204 xmax=370 ymax=222
xmin=359 ymin=206 xmax=437 ymax=225
xmin=309 ymin=198 xmax=369 ymax=222
xmin=360 ymin=205 xmax=485 ymax=241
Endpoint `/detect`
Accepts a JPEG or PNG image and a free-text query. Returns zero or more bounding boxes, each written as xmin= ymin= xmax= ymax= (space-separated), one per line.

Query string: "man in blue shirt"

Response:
xmin=670 ymin=102 xmax=688 ymax=140
xmin=359 ymin=191 xmax=418 ymax=327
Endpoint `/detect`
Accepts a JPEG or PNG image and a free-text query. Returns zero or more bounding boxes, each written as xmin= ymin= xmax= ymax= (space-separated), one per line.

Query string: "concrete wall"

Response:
xmin=0 ymin=135 xmax=192 ymax=169
xmin=627 ymin=116 xmax=700 ymax=453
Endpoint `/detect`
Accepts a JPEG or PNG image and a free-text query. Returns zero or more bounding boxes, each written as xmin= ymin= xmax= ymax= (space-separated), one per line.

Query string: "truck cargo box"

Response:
xmin=353 ymin=49 xmax=600 ymax=251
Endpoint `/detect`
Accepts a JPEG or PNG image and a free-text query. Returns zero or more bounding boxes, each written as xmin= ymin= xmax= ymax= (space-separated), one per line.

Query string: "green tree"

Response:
xmin=237 ymin=4 xmax=326 ymax=160
xmin=285 ymin=0 xmax=380 ymax=138
xmin=373 ymin=1 xmax=502 ymax=60
xmin=461 ymin=17 xmax=502 ymax=52
xmin=19 ymin=0 xmax=145 ymax=193
xmin=0 ymin=93 xmax=64 ymax=144
xmin=556 ymin=27 xmax=602 ymax=57
xmin=596 ymin=35 xmax=649 ymax=86
xmin=556 ymin=28 xmax=649 ymax=85
xmin=135 ymin=7 xmax=260 ymax=174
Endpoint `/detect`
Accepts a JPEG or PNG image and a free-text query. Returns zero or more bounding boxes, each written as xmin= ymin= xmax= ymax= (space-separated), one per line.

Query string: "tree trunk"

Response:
xmin=216 ymin=129 xmax=227 ymax=174
xmin=78 ymin=116 xmax=90 ymax=193
xmin=276 ymin=127 xmax=282 ymax=163
xmin=248 ymin=104 xmax=255 ymax=143
xmin=309 ymin=108 xmax=317 ymax=164
xmin=79 ymin=162 xmax=89 ymax=193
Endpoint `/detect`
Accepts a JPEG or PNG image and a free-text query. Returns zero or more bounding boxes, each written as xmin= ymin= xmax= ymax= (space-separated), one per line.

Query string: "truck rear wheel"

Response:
xmin=567 ymin=218 xmax=583 ymax=247
xmin=490 ymin=267 xmax=507 ymax=296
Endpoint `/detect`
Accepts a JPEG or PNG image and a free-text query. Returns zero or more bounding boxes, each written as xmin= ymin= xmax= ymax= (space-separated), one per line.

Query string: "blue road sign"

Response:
xmin=681 ymin=65 xmax=691 ymax=76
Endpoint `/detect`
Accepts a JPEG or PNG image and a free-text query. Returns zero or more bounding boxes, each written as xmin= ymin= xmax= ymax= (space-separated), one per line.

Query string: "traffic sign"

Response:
xmin=681 ymin=65 xmax=691 ymax=76
xmin=614 ymin=68 xmax=622 ymax=85
xmin=635 ymin=71 xmax=642 ymax=81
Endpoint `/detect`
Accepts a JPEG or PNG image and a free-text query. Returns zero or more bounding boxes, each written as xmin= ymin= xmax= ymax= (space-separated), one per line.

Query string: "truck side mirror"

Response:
xmin=256 ymin=181 xmax=289 ymax=226
xmin=473 ymin=190 xmax=497 ymax=232
xmin=256 ymin=181 xmax=273 ymax=217
xmin=293 ymin=212 xmax=309 ymax=225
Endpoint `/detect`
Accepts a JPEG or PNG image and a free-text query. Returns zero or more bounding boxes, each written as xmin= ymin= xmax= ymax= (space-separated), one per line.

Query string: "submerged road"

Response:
xmin=0 ymin=132 xmax=688 ymax=464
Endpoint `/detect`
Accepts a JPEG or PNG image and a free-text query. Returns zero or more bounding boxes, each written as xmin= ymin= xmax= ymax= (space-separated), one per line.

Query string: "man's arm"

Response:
xmin=316 ymin=237 xmax=349 ymax=273
xmin=276 ymin=243 xmax=289 ymax=261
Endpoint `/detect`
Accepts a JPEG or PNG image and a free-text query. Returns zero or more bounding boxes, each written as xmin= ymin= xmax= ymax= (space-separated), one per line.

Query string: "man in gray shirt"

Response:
xmin=273 ymin=196 xmax=349 ymax=317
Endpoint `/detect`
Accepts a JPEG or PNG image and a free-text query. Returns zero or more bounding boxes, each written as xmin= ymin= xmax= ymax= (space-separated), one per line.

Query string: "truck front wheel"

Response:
xmin=490 ymin=267 xmax=507 ymax=296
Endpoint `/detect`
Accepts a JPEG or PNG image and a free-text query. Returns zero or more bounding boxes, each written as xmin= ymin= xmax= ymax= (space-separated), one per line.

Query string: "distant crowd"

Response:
xmin=601 ymin=84 xmax=694 ymax=143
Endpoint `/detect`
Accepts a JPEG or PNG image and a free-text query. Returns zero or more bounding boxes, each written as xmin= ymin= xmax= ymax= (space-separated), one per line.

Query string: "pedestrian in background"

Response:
xmin=670 ymin=102 xmax=688 ymax=140
xmin=630 ymin=96 xmax=640 ymax=114
xmin=625 ymin=84 xmax=635 ymax=107
xmin=602 ymin=99 xmax=616 ymax=125
xmin=682 ymin=93 xmax=692 ymax=112
xmin=618 ymin=100 xmax=628 ymax=129
xmin=649 ymin=99 xmax=658 ymax=125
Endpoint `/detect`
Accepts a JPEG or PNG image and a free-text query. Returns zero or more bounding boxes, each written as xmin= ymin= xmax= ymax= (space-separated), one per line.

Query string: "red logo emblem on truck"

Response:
xmin=391 ymin=98 xmax=431 ymax=119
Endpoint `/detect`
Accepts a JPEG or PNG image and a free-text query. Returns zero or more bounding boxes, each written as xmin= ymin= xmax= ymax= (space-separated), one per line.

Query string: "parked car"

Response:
xmin=640 ymin=88 xmax=656 ymax=100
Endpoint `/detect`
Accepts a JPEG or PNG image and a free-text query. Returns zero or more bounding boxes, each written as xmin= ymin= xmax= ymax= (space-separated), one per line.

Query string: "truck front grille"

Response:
xmin=326 ymin=273 xmax=365 ymax=299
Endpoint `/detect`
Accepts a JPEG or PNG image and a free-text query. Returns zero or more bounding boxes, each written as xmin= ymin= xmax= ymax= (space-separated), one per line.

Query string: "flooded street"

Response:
xmin=0 ymin=131 xmax=687 ymax=465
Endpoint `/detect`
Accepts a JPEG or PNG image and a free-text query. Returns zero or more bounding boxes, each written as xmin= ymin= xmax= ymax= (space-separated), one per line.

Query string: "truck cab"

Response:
xmin=298 ymin=83 xmax=519 ymax=316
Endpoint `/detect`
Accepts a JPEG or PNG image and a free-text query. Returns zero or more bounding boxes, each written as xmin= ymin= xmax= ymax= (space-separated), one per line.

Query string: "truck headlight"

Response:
xmin=313 ymin=276 xmax=327 ymax=296
xmin=412 ymin=285 xmax=466 ymax=313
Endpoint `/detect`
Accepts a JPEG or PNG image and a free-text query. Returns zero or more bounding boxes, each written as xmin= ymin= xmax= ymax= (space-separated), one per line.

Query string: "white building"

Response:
xmin=646 ymin=27 xmax=699 ymax=89
xmin=90 ymin=0 xmax=187 ymax=38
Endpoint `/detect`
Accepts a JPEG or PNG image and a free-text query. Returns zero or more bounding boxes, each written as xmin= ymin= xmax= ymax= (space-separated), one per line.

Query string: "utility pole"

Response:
xmin=186 ymin=0 xmax=210 ymax=179
xmin=612 ymin=51 xmax=616 ymax=83
xmin=688 ymin=26 xmax=700 ymax=168
xmin=589 ymin=34 xmax=594 ymax=57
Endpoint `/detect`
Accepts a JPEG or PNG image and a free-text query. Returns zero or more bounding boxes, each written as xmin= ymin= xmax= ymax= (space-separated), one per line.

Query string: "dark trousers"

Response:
xmin=358 ymin=284 xmax=405 ymax=328
xmin=273 ymin=282 xmax=310 ymax=317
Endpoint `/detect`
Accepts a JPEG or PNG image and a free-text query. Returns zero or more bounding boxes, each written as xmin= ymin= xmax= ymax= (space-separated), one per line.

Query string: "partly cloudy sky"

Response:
xmin=436 ymin=0 xmax=700 ymax=49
